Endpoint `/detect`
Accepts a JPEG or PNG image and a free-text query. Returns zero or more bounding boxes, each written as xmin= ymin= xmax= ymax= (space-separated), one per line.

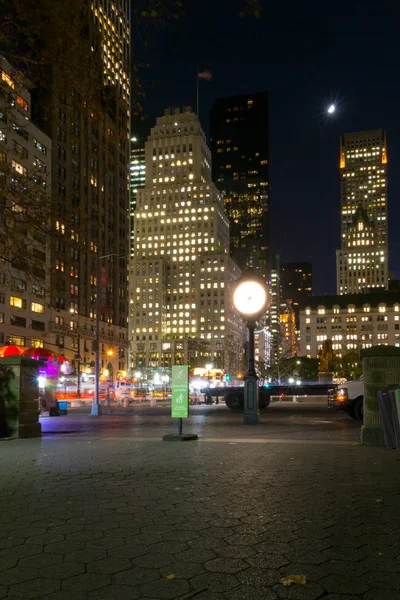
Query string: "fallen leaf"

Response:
xmin=376 ymin=499 xmax=384 ymax=503
xmin=175 ymin=487 xmax=180 ymax=491
xmin=166 ymin=574 xmax=175 ymax=580
xmin=353 ymin=442 xmax=363 ymax=446
xmin=377 ymin=552 xmax=383 ymax=556
xmin=280 ymin=575 xmax=306 ymax=587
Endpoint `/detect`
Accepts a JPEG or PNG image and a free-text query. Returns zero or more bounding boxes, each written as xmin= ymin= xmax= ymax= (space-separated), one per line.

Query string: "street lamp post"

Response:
xmin=233 ymin=273 xmax=268 ymax=425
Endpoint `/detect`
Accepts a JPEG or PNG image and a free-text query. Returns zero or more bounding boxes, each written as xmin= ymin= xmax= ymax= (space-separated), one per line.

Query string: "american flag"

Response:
xmin=198 ymin=70 xmax=213 ymax=81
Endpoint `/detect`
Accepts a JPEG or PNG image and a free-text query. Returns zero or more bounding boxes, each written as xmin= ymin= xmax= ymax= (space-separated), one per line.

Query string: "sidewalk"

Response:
xmin=1 ymin=414 xmax=400 ymax=600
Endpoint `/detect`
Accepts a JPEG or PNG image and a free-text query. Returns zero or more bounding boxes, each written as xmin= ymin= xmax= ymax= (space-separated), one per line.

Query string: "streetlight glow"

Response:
xmin=327 ymin=104 xmax=336 ymax=114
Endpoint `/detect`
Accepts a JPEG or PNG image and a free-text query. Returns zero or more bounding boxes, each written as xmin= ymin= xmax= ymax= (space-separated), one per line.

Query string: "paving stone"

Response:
xmin=246 ymin=554 xmax=289 ymax=569
xmin=318 ymin=574 xmax=370 ymax=595
xmin=363 ymin=590 xmax=400 ymax=600
xmin=0 ymin=556 xmax=18 ymax=571
xmin=8 ymin=578 xmax=61 ymax=599
xmin=160 ymin=561 xmax=206 ymax=579
xmin=0 ymin=567 xmax=38 ymax=585
xmin=237 ymin=567 xmax=280 ymax=587
xmin=88 ymin=584 xmax=141 ymax=600
xmin=272 ymin=580 xmax=325 ymax=600
xmin=0 ymin=586 xmax=7 ymax=599
xmin=40 ymin=562 xmax=85 ymax=580
xmin=64 ymin=548 xmax=107 ymax=563
xmin=217 ymin=545 xmax=257 ymax=559
xmin=0 ymin=544 xmax=43 ymax=559
xmin=322 ymin=546 xmax=368 ymax=561
xmin=364 ymin=570 xmax=400 ymax=590
xmin=190 ymin=572 xmax=239 ymax=593
xmin=278 ymin=563 xmax=328 ymax=581
xmin=87 ymin=557 xmax=131 ymax=574
xmin=44 ymin=541 xmax=85 ymax=555
xmin=85 ymin=536 xmax=126 ymax=550
xmin=187 ymin=537 xmax=226 ymax=550
xmin=131 ymin=553 xmax=172 ymax=568
xmin=284 ymin=550 xmax=329 ymax=565
xmin=62 ymin=573 xmax=111 ymax=592
xmin=0 ymin=537 xmax=26 ymax=550
xmin=174 ymin=548 xmax=217 ymax=563
xmin=148 ymin=541 xmax=188 ymax=555
xmin=107 ymin=543 xmax=149 ymax=559
xmin=225 ymin=586 xmax=278 ymax=600
xmin=140 ymin=577 xmax=190 ymax=598
xmin=114 ymin=567 xmax=159 ymax=586
xmin=205 ymin=557 xmax=247 ymax=574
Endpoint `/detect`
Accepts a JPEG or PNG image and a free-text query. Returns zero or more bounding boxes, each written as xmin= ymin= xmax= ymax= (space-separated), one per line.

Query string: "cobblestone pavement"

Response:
xmin=1 ymin=408 xmax=400 ymax=600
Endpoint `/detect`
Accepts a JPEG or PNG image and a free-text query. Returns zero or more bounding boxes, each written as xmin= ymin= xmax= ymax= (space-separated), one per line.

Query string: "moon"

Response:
xmin=327 ymin=104 xmax=336 ymax=114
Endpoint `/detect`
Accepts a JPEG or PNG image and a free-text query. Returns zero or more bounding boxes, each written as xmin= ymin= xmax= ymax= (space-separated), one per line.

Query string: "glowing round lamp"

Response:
xmin=233 ymin=278 xmax=268 ymax=320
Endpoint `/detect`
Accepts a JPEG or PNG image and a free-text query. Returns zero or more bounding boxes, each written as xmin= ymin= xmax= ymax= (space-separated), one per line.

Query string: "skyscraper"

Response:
xmin=92 ymin=0 xmax=131 ymax=104
xmin=129 ymin=133 xmax=146 ymax=258
xmin=210 ymin=92 xmax=269 ymax=277
xmin=280 ymin=262 xmax=312 ymax=326
xmin=130 ymin=107 xmax=243 ymax=374
xmin=29 ymin=1 xmax=131 ymax=380
xmin=0 ymin=57 xmax=51 ymax=349
xmin=336 ymin=130 xmax=388 ymax=294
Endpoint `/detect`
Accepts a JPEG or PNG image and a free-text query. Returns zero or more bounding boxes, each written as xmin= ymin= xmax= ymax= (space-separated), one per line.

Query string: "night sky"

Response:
xmin=135 ymin=0 xmax=400 ymax=294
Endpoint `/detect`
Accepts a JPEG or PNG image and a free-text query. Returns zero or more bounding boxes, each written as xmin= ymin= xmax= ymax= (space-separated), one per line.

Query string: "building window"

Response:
xmin=8 ymin=335 xmax=25 ymax=346
xmin=1 ymin=70 xmax=15 ymax=88
xmin=31 ymin=339 xmax=44 ymax=348
xmin=31 ymin=302 xmax=45 ymax=314
xmin=16 ymin=95 xmax=28 ymax=111
xmin=32 ymin=320 xmax=45 ymax=331
xmin=0 ymin=312 xmax=3 ymax=323
xmin=12 ymin=160 xmax=27 ymax=176
xmin=10 ymin=296 xmax=26 ymax=309
xmin=10 ymin=315 xmax=26 ymax=328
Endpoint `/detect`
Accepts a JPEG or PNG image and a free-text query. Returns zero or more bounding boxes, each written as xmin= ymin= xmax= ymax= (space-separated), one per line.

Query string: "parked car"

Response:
xmin=328 ymin=379 xmax=364 ymax=421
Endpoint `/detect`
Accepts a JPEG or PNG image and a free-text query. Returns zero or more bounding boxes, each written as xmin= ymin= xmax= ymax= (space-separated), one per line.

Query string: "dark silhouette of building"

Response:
xmin=280 ymin=262 xmax=313 ymax=327
xmin=210 ymin=92 xmax=269 ymax=278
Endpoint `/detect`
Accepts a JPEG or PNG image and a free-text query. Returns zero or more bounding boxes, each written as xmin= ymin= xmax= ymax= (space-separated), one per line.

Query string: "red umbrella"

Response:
xmin=20 ymin=347 xmax=55 ymax=360
xmin=0 ymin=345 xmax=23 ymax=357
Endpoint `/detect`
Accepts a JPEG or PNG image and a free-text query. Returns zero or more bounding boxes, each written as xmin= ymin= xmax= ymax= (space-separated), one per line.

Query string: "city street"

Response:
xmin=2 ymin=404 xmax=400 ymax=600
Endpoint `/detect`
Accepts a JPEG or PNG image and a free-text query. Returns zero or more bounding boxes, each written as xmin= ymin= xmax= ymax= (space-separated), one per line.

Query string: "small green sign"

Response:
xmin=171 ymin=365 xmax=189 ymax=418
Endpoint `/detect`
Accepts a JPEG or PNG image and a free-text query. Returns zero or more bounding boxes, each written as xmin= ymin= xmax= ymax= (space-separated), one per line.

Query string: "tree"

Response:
xmin=263 ymin=356 xmax=318 ymax=384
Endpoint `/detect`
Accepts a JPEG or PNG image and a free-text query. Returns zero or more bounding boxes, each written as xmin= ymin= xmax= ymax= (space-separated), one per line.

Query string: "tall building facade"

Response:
xmin=92 ymin=0 xmax=131 ymax=103
xmin=32 ymin=2 xmax=130 ymax=380
xmin=280 ymin=262 xmax=312 ymax=329
xmin=268 ymin=254 xmax=281 ymax=364
xmin=300 ymin=292 xmax=400 ymax=358
xmin=129 ymin=134 xmax=146 ymax=258
xmin=336 ymin=130 xmax=388 ymax=294
xmin=0 ymin=57 xmax=51 ymax=348
xmin=130 ymin=107 xmax=244 ymax=374
xmin=210 ymin=92 xmax=269 ymax=277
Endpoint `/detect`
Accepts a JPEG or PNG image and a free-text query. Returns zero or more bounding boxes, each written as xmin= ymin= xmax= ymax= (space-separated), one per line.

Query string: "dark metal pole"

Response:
xmin=247 ymin=323 xmax=256 ymax=377
xmin=244 ymin=321 xmax=260 ymax=424
xmin=77 ymin=332 xmax=81 ymax=398
xmin=177 ymin=417 xmax=183 ymax=436
xmin=92 ymin=254 xmax=102 ymax=416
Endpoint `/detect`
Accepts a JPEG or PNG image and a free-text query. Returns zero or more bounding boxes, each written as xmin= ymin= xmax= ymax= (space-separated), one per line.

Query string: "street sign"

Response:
xmin=171 ymin=365 xmax=189 ymax=418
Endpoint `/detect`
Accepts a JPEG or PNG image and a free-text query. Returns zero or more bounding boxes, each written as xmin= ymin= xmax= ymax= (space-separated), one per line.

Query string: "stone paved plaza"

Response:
xmin=1 ymin=405 xmax=400 ymax=600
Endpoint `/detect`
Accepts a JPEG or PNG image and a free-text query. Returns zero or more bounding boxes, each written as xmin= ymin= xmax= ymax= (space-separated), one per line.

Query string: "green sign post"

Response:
xmin=171 ymin=365 xmax=189 ymax=419
xmin=163 ymin=365 xmax=198 ymax=442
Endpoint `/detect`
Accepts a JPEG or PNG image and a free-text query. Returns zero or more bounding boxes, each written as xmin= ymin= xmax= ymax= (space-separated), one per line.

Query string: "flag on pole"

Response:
xmin=198 ymin=70 xmax=213 ymax=81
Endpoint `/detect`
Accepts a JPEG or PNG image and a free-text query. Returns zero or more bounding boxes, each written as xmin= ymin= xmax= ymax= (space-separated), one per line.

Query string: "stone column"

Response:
xmin=361 ymin=346 xmax=400 ymax=446
xmin=0 ymin=356 xmax=42 ymax=438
